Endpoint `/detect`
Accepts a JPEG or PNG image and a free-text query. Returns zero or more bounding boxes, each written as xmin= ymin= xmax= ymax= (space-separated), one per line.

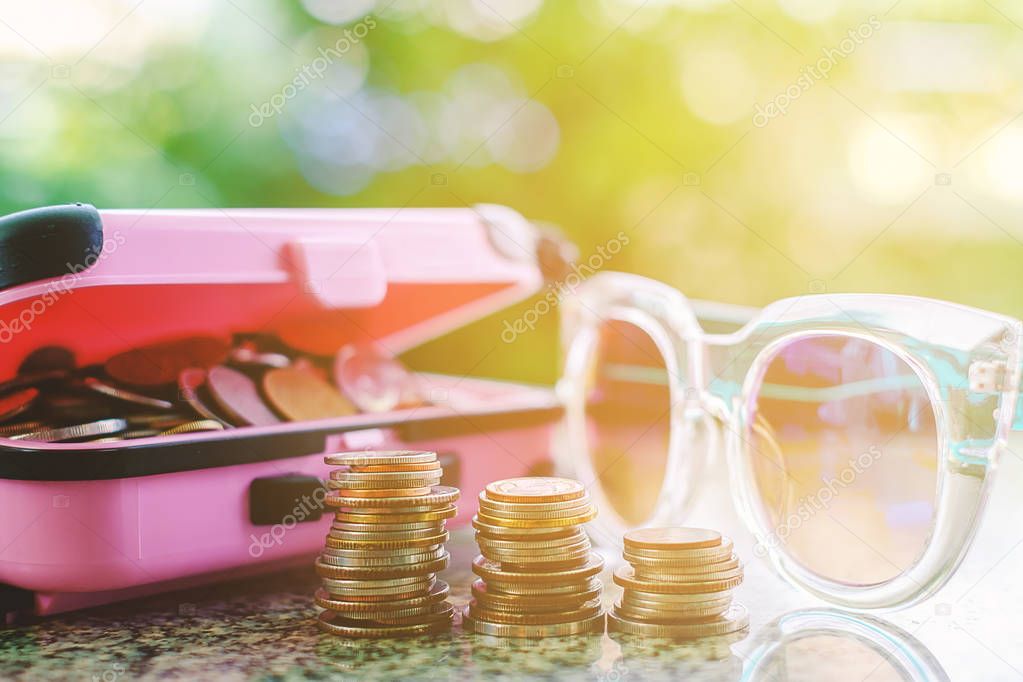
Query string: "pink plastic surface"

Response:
xmin=0 ymin=207 xmax=551 ymax=614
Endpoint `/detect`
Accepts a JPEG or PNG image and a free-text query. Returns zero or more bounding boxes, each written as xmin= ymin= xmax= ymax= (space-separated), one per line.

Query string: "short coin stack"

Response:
xmin=608 ymin=527 xmax=748 ymax=639
xmin=314 ymin=450 xmax=460 ymax=637
xmin=463 ymin=477 xmax=605 ymax=638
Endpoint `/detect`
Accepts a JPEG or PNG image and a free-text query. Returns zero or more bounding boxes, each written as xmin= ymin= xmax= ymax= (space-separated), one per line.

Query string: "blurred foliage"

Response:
xmin=1 ymin=0 xmax=1022 ymax=383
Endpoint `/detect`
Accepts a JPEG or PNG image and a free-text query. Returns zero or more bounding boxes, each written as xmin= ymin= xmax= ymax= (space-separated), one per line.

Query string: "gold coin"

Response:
xmin=472 ymin=554 xmax=604 ymax=584
xmin=319 ymin=548 xmax=445 ymax=568
xmin=479 ymin=543 xmax=591 ymax=561
xmin=478 ymin=492 xmax=591 ymax=514
xmin=476 ymin=530 xmax=587 ymax=551
xmin=106 ymin=336 xmax=228 ymax=387
xmin=159 ymin=419 xmax=225 ymax=435
xmin=314 ymin=581 xmax=449 ymax=612
xmin=335 ymin=602 xmax=448 ymax=622
xmin=324 ymin=531 xmax=448 ymax=550
xmin=623 ymin=537 xmax=734 ymax=562
xmin=371 ymin=601 xmax=454 ymax=626
xmin=326 ymin=486 xmax=459 ymax=508
xmin=321 ymin=573 xmax=433 ymax=589
xmin=321 ymin=585 xmax=435 ymax=602
xmin=471 ymin=579 xmax=603 ymax=610
xmin=338 ymin=503 xmax=453 ymax=515
xmin=330 ymin=478 xmax=442 ymax=491
xmin=320 ymin=584 xmax=436 ymax=602
xmin=480 ymin=501 xmax=597 ymax=523
xmin=328 ymin=485 xmax=434 ymax=498
xmin=314 ymin=554 xmax=448 ymax=580
xmin=325 ymin=450 xmax=437 ymax=467
xmin=622 ymin=593 xmax=732 ymax=612
xmin=485 ymin=477 xmax=586 ymax=504
xmin=468 ymin=599 xmax=601 ymax=625
xmin=471 ymin=597 xmax=598 ymax=616
xmin=477 ymin=503 xmax=593 ymax=521
xmin=462 ymin=609 xmax=604 ymax=638
xmin=481 ymin=577 xmax=602 ymax=597
xmin=335 ymin=505 xmax=457 ymax=524
xmin=328 ymin=526 xmax=446 ymax=542
xmin=263 ymin=367 xmax=358 ymax=421
xmin=331 ymin=520 xmax=442 ymax=532
xmin=614 ymin=599 xmax=731 ymax=622
xmin=347 ymin=462 xmax=441 ymax=473
xmin=630 ymin=554 xmax=741 ymax=573
xmin=0 ymin=420 xmax=43 ymax=437
xmin=476 ymin=508 xmax=596 ymax=529
xmin=480 ymin=540 xmax=591 ymax=561
xmin=613 ymin=566 xmax=742 ymax=594
xmin=624 ymin=589 xmax=735 ymax=605
xmin=607 ymin=604 xmax=749 ymax=638
xmin=491 ymin=548 xmax=597 ymax=564
xmin=634 ymin=565 xmax=744 ymax=583
xmin=327 ymin=477 xmax=440 ymax=490
xmin=471 ymin=516 xmax=583 ymax=538
xmin=316 ymin=610 xmax=451 ymax=638
xmin=329 ymin=470 xmax=441 ymax=484
xmin=331 ymin=469 xmax=442 ymax=482
xmin=623 ymin=527 xmax=722 ymax=551
xmin=472 ymin=601 xmax=599 ymax=618
xmin=322 ymin=544 xmax=443 ymax=558
xmin=497 ymin=559 xmax=592 ymax=575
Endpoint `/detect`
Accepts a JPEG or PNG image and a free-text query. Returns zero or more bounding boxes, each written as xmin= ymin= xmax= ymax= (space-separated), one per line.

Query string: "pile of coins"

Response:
xmin=314 ymin=450 xmax=459 ymax=637
xmin=0 ymin=336 xmax=427 ymax=442
xmin=463 ymin=477 xmax=605 ymax=638
xmin=608 ymin=527 xmax=749 ymax=640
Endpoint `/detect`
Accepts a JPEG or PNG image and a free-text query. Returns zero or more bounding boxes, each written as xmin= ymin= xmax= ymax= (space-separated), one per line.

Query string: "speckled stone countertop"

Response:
xmin=0 ymin=531 xmax=745 ymax=682
xmin=4 ymin=450 xmax=1023 ymax=681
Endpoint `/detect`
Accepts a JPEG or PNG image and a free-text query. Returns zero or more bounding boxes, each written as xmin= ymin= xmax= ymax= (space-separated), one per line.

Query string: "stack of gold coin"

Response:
xmin=314 ymin=450 xmax=460 ymax=637
xmin=463 ymin=477 xmax=605 ymax=638
xmin=608 ymin=527 xmax=749 ymax=640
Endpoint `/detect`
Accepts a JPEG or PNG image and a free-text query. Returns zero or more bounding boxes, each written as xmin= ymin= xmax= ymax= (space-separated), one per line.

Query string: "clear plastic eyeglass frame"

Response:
xmin=556 ymin=272 xmax=1022 ymax=610
xmin=743 ymin=608 xmax=949 ymax=681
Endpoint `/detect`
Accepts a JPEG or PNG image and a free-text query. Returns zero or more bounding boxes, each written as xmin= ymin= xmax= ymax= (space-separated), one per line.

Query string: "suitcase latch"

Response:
xmin=286 ymin=237 xmax=387 ymax=308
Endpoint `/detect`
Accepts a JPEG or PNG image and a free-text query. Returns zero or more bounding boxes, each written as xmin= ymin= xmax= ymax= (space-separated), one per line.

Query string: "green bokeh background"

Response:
xmin=1 ymin=0 xmax=1021 ymax=384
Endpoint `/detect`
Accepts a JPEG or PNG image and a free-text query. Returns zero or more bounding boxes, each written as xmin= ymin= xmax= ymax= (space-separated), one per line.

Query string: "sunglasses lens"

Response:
xmin=584 ymin=319 xmax=672 ymax=527
xmin=749 ymin=335 xmax=937 ymax=585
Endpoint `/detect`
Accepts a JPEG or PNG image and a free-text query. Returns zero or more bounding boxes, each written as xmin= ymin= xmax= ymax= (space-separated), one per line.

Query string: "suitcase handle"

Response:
xmin=0 ymin=203 xmax=103 ymax=291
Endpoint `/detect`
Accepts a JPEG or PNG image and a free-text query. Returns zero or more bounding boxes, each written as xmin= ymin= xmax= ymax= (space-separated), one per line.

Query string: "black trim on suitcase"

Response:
xmin=0 ymin=405 xmax=562 ymax=481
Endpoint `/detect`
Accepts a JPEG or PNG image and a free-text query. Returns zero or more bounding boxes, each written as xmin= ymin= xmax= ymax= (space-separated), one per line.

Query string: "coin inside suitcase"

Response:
xmin=0 ymin=336 xmax=429 ymax=443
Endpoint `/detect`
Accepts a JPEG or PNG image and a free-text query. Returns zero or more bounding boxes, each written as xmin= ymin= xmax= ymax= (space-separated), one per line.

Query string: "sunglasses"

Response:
xmin=556 ymin=272 xmax=1019 ymax=610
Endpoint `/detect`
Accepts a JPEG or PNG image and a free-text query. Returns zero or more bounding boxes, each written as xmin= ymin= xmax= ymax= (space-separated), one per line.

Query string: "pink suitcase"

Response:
xmin=0 ymin=204 xmax=562 ymax=617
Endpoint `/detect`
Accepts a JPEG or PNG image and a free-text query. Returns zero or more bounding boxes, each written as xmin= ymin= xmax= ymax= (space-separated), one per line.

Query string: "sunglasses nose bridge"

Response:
xmin=678 ymin=336 xmax=737 ymax=425
xmin=674 ymin=382 xmax=730 ymax=426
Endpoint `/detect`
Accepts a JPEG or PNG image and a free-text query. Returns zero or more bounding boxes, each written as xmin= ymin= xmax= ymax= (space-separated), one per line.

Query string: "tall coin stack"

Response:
xmin=608 ymin=527 xmax=749 ymax=640
xmin=463 ymin=477 xmax=606 ymax=638
xmin=315 ymin=450 xmax=460 ymax=637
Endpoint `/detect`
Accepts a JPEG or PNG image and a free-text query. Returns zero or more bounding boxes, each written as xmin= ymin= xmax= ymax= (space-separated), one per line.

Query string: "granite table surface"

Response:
xmin=3 ymin=447 xmax=1023 ymax=681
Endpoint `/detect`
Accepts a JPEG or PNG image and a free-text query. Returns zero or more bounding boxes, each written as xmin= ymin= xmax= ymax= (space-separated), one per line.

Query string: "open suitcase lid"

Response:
xmin=0 ymin=204 xmax=561 ymax=478
xmin=0 ymin=203 xmax=545 ymax=368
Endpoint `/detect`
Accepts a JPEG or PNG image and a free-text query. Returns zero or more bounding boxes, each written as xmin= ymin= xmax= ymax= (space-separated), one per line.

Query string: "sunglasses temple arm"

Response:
xmin=964 ymin=358 xmax=1023 ymax=432
xmin=1011 ymin=388 xmax=1023 ymax=431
